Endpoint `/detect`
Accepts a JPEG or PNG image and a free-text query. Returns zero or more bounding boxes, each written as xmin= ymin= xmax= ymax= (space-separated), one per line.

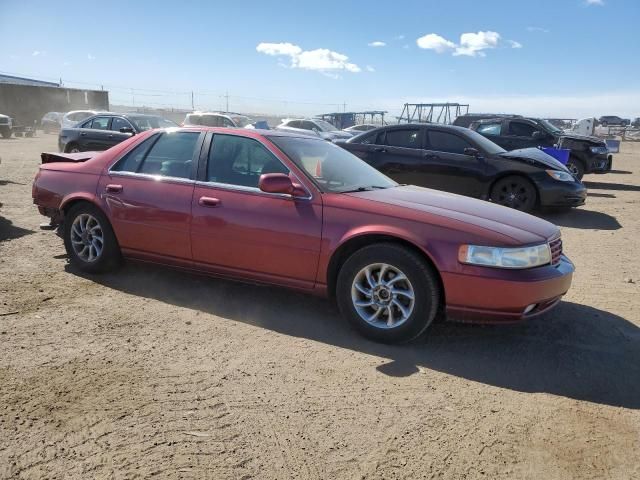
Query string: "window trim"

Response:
xmin=90 ymin=115 xmax=112 ymax=131
xmin=107 ymin=131 xmax=205 ymax=182
xmin=198 ymin=132 xmax=312 ymax=201
xmin=110 ymin=116 xmax=135 ymax=133
xmin=506 ymin=120 xmax=538 ymax=138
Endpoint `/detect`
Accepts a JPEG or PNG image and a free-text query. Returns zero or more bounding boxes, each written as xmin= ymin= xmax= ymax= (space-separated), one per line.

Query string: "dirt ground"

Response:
xmin=0 ymin=134 xmax=639 ymax=480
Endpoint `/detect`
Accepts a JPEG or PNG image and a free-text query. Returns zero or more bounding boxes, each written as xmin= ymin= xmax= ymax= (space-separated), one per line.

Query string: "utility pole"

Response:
xmin=225 ymin=91 xmax=229 ymax=112
xmin=191 ymin=91 xmax=194 ymax=110
xmin=343 ymin=101 xmax=346 ymax=113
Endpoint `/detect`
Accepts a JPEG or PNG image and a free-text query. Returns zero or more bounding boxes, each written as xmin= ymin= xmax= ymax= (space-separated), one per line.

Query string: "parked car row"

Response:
xmin=33 ymin=126 xmax=574 ymax=344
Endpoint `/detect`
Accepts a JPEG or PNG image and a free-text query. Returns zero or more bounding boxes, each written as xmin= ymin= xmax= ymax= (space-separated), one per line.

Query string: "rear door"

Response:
xmin=79 ymin=116 xmax=114 ymax=151
xmin=422 ymin=129 xmax=487 ymax=197
xmin=99 ymin=130 xmax=204 ymax=261
xmin=367 ymin=127 xmax=424 ymax=185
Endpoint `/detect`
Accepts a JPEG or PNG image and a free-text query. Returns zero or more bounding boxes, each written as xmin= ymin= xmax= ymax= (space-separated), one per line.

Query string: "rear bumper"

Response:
xmin=442 ymin=255 xmax=574 ymax=323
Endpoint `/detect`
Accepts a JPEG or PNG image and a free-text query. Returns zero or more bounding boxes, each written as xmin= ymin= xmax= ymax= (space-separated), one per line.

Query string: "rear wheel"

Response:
xmin=566 ymin=156 xmax=585 ymax=180
xmin=65 ymin=143 xmax=81 ymax=153
xmin=490 ymin=175 xmax=537 ymax=212
xmin=336 ymin=243 xmax=440 ymax=343
xmin=63 ymin=203 xmax=121 ymax=273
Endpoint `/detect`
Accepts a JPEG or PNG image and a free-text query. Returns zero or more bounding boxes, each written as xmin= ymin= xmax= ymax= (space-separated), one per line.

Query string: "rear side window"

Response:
xmin=427 ymin=131 xmax=473 ymax=155
xmin=382 ymin=129 xmax=422 ymax=149
xmin=476 ymin=122 xmax=502 ymax=136
xmin=112 ymin=132 xmax=199 ymax=179
xmin=207 ymin=134 xmax=289 ymax=188
xmin=507 ymin=121 xmax=537 ymax=137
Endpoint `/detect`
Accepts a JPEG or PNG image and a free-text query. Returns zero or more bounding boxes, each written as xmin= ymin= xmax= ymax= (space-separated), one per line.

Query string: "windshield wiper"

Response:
xmin=339 ymin=185 xmax=388 ymax=193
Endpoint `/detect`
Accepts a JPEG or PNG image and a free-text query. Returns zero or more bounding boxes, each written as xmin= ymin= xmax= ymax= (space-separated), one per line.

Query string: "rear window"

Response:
xmin=381 ymin=129 xmax=421 ymax=149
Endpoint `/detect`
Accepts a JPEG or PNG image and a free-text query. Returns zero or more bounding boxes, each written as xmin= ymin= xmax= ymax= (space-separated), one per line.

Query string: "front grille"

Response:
xmin=549 ymin=237 xmax=562 ymax=265
xmin=0 ymin=118 xmax=9 ymax=125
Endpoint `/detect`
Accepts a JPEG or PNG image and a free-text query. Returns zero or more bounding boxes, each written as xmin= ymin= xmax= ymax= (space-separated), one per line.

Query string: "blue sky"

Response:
xmin=1 ymin=0 xmax=638 ymax=118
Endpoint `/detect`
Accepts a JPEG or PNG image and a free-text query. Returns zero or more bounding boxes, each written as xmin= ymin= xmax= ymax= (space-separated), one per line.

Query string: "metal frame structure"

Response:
xmin=317 ymin=111 xmax=387 ymax=129
xmin=397 ymin=103 xmax=469 ymax=125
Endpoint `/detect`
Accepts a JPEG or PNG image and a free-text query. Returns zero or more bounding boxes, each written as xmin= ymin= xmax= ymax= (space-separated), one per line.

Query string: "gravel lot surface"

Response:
xmin=1 ymin=135 xmax=639 ymax=479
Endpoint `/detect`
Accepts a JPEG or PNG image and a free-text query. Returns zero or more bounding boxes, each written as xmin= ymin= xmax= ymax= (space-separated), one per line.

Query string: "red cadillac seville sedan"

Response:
xmin=32 ymin=127 xmax=573 ymax=343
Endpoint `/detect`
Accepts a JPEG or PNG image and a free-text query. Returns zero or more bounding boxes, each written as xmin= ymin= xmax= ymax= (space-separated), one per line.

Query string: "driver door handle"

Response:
xmin=373 ymin=147 xmax=387 ymax=153
xmin=105 ymin=184 xmax=123 ymax=193
xmin=199 ymin=196 xmax=221 ymax=207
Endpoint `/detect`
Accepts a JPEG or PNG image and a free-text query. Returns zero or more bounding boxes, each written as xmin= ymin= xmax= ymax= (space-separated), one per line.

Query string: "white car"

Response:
xmin=61 ymin=110 xmax=110 ymax=129
xmin=0 ymin=114 xmax=12 ymax=138
xmin=343 ymin=124 xmax=378 ymax=133
xmin=275 ymin=118 xmax=353 ymax=141
xmin=182 ymin=112 xmax=255 ymax=128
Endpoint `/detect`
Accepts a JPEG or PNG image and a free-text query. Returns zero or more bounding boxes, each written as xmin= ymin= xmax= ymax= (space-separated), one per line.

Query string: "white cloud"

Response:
xmin=32 ymin=50 xmax=41 ymax=56
xmin=87 ymin=53 xmax=95 ymax=61
xmin=416 ymin=33 xmax=456 ymax=53
xmin=585 ymin=0 xmax=604 ymax=5
xmin=256 ymin=42 xmax=361 ymax=76
xmin=416 ymin=31 xmax=502 ymax=57
xmin=527 ymin=26 xmax=550 ymax=33
xmin=368 ymin=41 xmax=386 ymax=47
xmin=395 ymin=35 xmax=405 ymax=40
xmin=454 ymin=31 xmax=501 ymax=57
xmin=256 ymin=42 xmax=301 ymax=57
xmin=509 ymin=40 xmax=523 ymax=49
xmin=366 ymin=65 xmax=375 ymax=72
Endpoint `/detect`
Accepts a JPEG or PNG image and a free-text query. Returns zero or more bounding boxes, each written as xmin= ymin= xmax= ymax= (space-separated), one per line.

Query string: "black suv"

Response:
xmin=469 ymin=117 xmax=611 ymax=179
xmin=58 ymin=113 xmax=177 ymax=153
xmin=598 ymin=116 xmax=630 ymax=127
xmin=339 ymin=124 xmax=586 ymax=213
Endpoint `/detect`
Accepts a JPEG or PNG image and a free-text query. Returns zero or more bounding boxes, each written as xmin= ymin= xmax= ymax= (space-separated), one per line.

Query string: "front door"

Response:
xmin=80 ymin=116 xmax=115 ymax=151
xmin=368 ymin=127 xmax=425 ymax=186
xmin=190 ymin=133 xmax=322 ymax=288
xmin=99 ymin=130 xmax=204 ymax=260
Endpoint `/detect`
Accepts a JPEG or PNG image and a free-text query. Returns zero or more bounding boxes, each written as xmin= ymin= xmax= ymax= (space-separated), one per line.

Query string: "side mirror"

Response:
xmin=119 ymin=127 xmax=135 ymax=135
xmin=258 ymin=173 xmax=307 ymax=197
xmin=463 ymin=147 xmax=480 ymax=157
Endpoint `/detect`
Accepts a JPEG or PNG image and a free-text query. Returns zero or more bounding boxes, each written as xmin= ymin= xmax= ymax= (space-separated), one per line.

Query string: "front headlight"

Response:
xmin=459 ymin=243 xmax=552 ymax=269
xmin=589 ymin=145 xmax=608 ymax=154
xmin=546 ymin=170 xmax=575 ymax=182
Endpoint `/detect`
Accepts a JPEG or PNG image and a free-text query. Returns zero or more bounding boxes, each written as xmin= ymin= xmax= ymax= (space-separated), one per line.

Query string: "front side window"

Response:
xmin=476 ymin=122 xmax=502 ymax=136
xmin=207 ymin=134 xmax=289 ymax=188
xmin=382 ymin=129 xmax=422 ymax=149
xmin=90 ymin=116 xmax=111 ymax=130
xmin=427 ymin=131 xmax=473 ymax=155
xmin=222 ymin=117 xmax=235 ymax=127
xmin=112 ymin=132 xmax=199 ymax=179
xmin=269 ymin=136 xmax=396 ymax=193
xmin=508 ymin=121 xmax=537 ymax=137
xmin=111 ymin=117 xmax=133 ymax=132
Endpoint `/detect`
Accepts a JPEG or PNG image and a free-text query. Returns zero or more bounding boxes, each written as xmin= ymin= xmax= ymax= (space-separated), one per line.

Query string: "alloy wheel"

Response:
xmin=495 ymin=181 xmax=531 ymax=210
xmin=351 ymin=263 xmax=415 ymax=329
xmin=70 ymin=213 xmax=104 ymax=262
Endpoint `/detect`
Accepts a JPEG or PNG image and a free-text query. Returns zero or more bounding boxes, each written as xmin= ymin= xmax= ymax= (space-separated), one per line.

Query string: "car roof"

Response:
xmin=160 ymin=126 xmax=325 ymax=141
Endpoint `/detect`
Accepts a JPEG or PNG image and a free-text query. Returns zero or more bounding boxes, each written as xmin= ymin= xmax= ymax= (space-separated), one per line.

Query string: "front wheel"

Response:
xmin=65 ymin=143 xmax=81 ymax=153
xmin=63 ymin=203 xmax=121 ymax=273
xmin=566 ymin=157 xmax=585 ymax=180
xmin=490 ymin=176 xmax=537 ymax=212
xmin=336 ymin=243 xmax=440 ymax=343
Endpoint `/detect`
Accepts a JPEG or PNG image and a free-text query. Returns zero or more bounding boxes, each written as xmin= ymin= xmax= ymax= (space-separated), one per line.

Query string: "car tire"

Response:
xmin=566 ymin=156 xmax=585 ymax=180
xmin=63 ymin=203 xmax=121 ymax=273
xmin=336 ymin=243 xmax=440 ymax=344
xmin=1 ymin=129 xmax=12 ymax=139
xmin=490 ymin=175 xmax=537 ymax=212
xmin=65 ymin=143 xmax=81 ymax=153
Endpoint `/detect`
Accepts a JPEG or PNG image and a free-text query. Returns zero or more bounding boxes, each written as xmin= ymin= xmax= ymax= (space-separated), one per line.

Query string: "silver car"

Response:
xmin=276 ymin=118 xmax=353 ymax=141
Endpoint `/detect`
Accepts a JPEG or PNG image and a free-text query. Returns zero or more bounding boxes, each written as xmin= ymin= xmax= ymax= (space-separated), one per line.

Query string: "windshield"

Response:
xmin=269 ymin=136 xmax=397 ymax=193
xmin=129 ymin=116 xmax=177 ymax=131
xmin=231 ymin=116 xmax=253 ymax=128
xmin=539 ymin=119 xmax=564 ymax=135
xmin=314 ymin=119 xmax=339 ymax=132
xmin=465 ymin=129 xmax=506 ymax=155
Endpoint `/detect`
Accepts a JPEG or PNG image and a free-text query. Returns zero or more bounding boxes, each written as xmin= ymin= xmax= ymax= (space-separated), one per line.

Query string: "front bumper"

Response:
xmin=586 ymin=153 xmax=612 ymax=173
xmin=534 ymin=175 xmax=587 ymax=207
xmin=442 ymin=255 xmax=574 ymax=323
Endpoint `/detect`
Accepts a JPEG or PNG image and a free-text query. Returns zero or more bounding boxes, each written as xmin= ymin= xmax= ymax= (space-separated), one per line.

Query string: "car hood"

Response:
xmin=499 ymin=147 xmax=569 ymax=172
xmin=559 ymin=132 xmax=603 ymax=144
xmin=347 ymin=185 xmax=559 ymax=245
